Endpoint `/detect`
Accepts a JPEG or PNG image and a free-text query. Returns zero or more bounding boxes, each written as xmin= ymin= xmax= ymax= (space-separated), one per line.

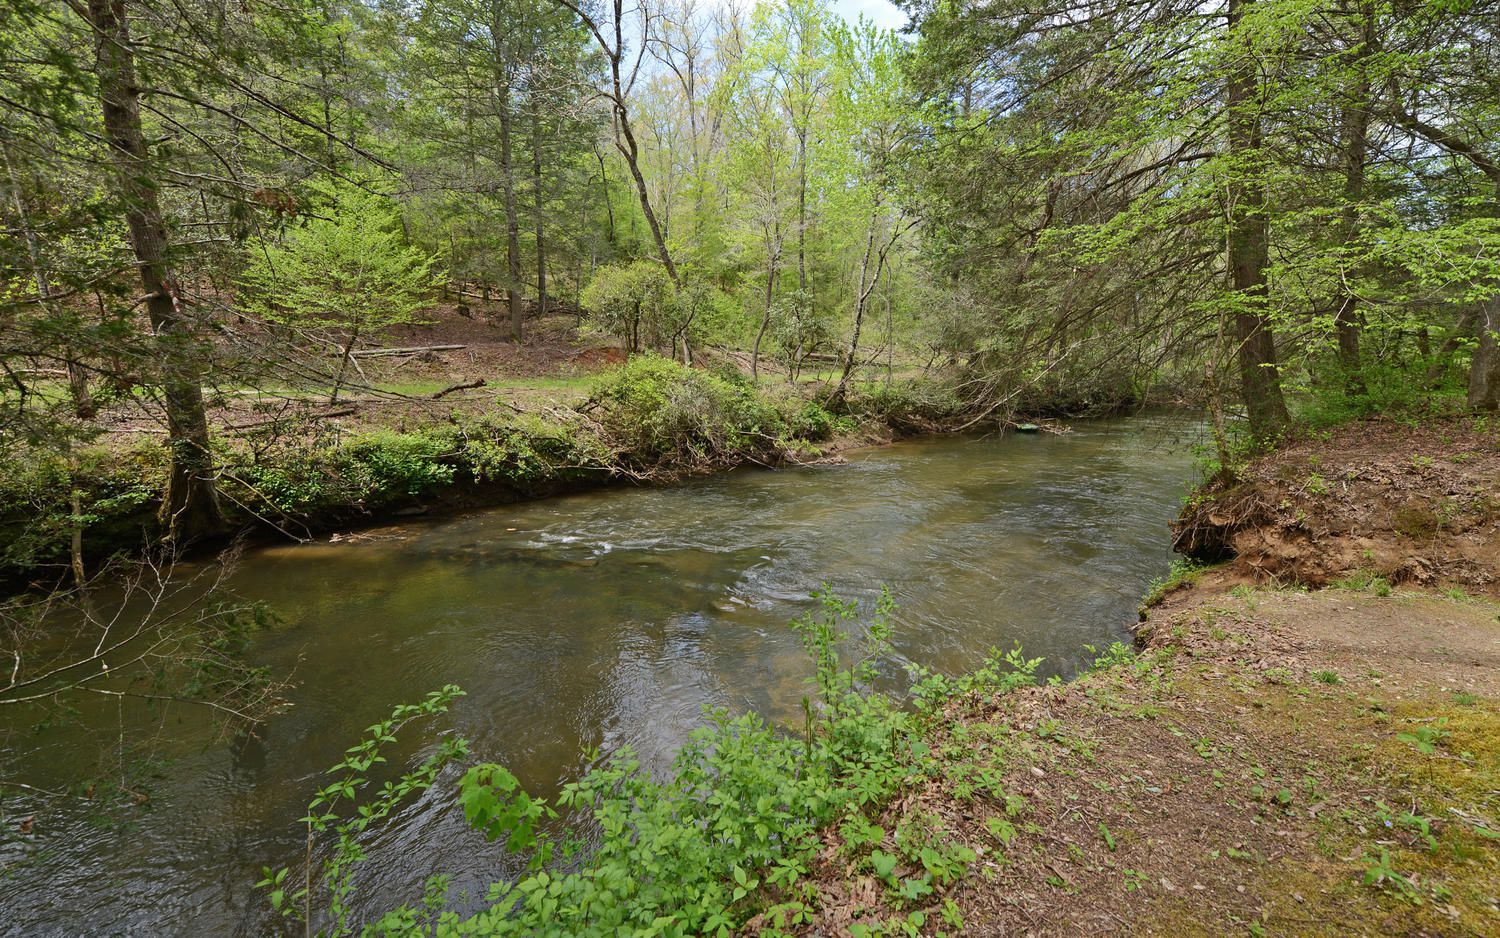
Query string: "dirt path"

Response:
xmin=794 ymin=417 xmax=1500 ymax=936
xmin=796 ymin=582 xmax=1500 ymax=936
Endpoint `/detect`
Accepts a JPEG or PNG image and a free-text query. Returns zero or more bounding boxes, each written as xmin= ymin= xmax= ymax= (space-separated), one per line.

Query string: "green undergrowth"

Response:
xmin=0 ymin=356 xmax=925 ymax=581
xmin=1288 ymin=360 xmax=1471 ymax=431
xmin=1139 ymin=558 xmax=1212 ymax=613
xmin=261 ymin=590 xmax=1046 ymax=937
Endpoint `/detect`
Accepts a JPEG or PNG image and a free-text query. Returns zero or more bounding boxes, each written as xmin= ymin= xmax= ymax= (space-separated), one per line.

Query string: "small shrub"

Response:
xmin=1331 ymin=569 xmax=1393 ymax=596
xmin=845 ymin=380 xmax=964 ymax=430
xmin=0 ymin=443 xmax=164 ymax=570
xmin=283 ymin=593 xmax=1045 ymax=936
xmin=1140 ymin=558 xmax=1207 ymax=611
xmin=455 ymin=414 xmax=608 ymax=491
xmin=588 ymin=354 xmax=788 ymax=466
xmin=786 ymin=401 xmax=848 ymax=442
xmin=235 ymin=427 xmax=456 ymax=516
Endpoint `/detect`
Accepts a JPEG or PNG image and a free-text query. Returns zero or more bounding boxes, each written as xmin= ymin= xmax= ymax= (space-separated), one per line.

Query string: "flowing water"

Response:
xmin=2 ymin=417 xmax=1203 ymax=935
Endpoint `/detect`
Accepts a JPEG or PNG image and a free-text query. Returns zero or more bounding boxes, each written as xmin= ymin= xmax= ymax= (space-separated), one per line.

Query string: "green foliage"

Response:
xmin=0 ymin=443 xmax=164 ymax=570
xmin=454 ymin=414 xmax=608 ymax=491
xmin=580 ymin=262 xmax=682 ymax=354
xmin=1140 ymin=559 xmax=1207 ymax=611
xmin=785 ymin=401 xmax=853 ymax=441
xmin=256 ymin=685 xmax=469 ymax=936
xmin=1330 ymin=569 xmax=1393 ymax=597
xmin=1395 ymin=720 xmax=1450 ymax=756
xmin=843 ymin=380 xmax=964 ymax=430
xmin=458 ymin=764 xmax=556 ymax=857
xmin=587 ymin=354 xmax=791 ymax=466
xmin=239 ymin=179 xmax=440 ymax=336
xmin=1 ymin=362 xmax=893 ymax=578
xmin=300 ymin=591 xmax=1046 ymax=936
xmin=235 ymin=426 xmax=458 ymax=516
xmin=1290 ymin=360 xmax=1468 ymax=430
xmin=1360 ymin=846 xmax=1422 ymax=902
xmin=768 ymin=292 xmax=836 ymax=378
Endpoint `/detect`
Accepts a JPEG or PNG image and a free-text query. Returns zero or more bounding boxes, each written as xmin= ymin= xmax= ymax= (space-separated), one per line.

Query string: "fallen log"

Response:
xmin=222 ymin=407 xmax=357 ymax=431
xmin=430 ymin=378 xmax=487 ymax=400
xmin=350 ymin=344 xmax=466 ymax=358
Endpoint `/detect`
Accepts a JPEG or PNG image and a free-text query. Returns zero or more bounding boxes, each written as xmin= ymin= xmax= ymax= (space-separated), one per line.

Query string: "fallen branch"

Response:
xmin=349 ymin=344 xmax=466 ymax=358
xmin=221 ymin=407 xmax=356 ymax=431
xmin=430 ymin=378 xmax=487 ymax=400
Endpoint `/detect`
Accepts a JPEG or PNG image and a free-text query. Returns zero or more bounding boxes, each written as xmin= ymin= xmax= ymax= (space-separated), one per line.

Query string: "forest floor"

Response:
xmin=90 ymin=305 xmax=613 ymax=439
xmin=792 ymin=415 xmax=1500 ymax=936
xmin=94 ymin=302 xmax=876 ymax=439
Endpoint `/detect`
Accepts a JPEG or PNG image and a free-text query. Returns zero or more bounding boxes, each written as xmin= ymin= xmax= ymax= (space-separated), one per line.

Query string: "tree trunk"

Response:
xmin=615 ymin=110 xmax=678 ymax=284
xmin=1424 ymin=306 xmax=1478 ymax=387
xmin=493 ymin=10 xmax=524 ymax=342
xmin=88 ymin=0 xmax=225 ymax=542
xmin=331 ymin=329 xmax=360 ymax=404
xmin=797 ymin=127 xmax=809 ymax=296
xmin=1333 ymin=3 xmax=1374 ymax=390
xmin=1226 ymin=0 xmax=1291 ymax=440
xmin=530 ymin=97 xmax=548 ymax=319
xmin=832 ymin=216 xmax=880 ymax=408
xmin=1470 ymin=298 xmax=1500 ymax=411
xmin=752 ymin=256 xmax=778 ymax=382
xmin=595 ymin=147 xmax=616 ymax=246
xmin=607 ymin=0 xmax=679 ymax=284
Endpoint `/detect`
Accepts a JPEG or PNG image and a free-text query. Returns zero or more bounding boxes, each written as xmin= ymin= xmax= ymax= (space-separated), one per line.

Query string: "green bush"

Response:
xmin=2 ymin=363 xmax=876 ymax=578
xmin=785 ymin=400 xmax=852 ymax=441
xmin=0 ymin=444 xmax=164 ymax=571
xmin=845 ymin=380 xmax=964 ymax=430
xmin=579 ymin=261 xmax=682 ymax=354
xmin=235 ymin=427 xmax=456 ymax=516
xmin=588 ymin=354 xmax=788 ymax=466
xmin=1290 ymin=359 xmax=1466 ymax=429
xmin=455 ymin=414 xmax=609 ymax=491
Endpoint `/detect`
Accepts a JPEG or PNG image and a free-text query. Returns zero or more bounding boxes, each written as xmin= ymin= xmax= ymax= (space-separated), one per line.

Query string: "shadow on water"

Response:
xmin=0 ymin=415 xmax=1204 ymax=935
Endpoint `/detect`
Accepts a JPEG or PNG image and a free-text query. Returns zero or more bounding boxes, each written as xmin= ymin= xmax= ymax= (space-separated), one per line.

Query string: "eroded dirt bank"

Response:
xmin=790 ymin=416 xmax=1499 ymax=936
xmin=1174 ymin=415 xmax=1500 ymax=596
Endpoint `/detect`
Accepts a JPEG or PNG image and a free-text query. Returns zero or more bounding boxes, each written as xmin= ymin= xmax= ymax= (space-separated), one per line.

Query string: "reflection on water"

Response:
xmin=1 ymin=417 xmax=1202 ymax=935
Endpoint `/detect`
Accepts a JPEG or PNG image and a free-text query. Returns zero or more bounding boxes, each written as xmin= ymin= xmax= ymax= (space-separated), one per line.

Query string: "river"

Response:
xmin=1 ymin=417 xmax=1202 ymax=935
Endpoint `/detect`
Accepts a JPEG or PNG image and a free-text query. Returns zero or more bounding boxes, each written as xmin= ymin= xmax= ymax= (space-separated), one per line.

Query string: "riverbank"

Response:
xmin=0 ymin=353 xmax=966 ymax=588
xmin=784 ymin=414 xmax=1500 ymax=935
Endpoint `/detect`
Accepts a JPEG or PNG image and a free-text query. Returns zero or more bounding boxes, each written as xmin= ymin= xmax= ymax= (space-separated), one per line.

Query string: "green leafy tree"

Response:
xmin=240 ymin=182 xmax=440 ymax=403
xmin=579 ymin=260 xmax=680 ymax=354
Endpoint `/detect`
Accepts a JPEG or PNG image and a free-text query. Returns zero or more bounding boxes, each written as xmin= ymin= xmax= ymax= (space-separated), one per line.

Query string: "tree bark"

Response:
xmin=1471 ymin=298 xmax=1500 ymax=411
xmin=1226 ymin=0 xmax=1291 ymax=440
xmin=493 ymin=7 xmax=524 ymax=341
xmin=797 ymin=126 xmax=809 ymax=296
xmin=752 ymin=253 xmax=778 ymax=382
xmin=530 ymin=96 xmax=548 ymax=319
xmin=1333 ymin=3 xmax=1374 ymax=390
xmin=88 ymin=0 xmax=225 ymax=542
xmin=833 ymin=209 xmax=909 ymax=408
xmin=331 ymin=329 xmax=360 ymax=404
xmin=601 ymin=0 xmax=679 ymax=283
